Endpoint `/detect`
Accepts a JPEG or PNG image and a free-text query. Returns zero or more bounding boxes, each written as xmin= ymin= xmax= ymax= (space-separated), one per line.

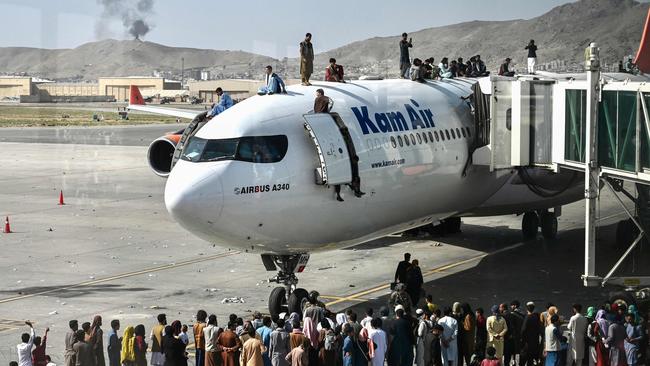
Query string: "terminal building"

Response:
xmin=0 ymin=76 xmax=183 ymax=103
xmin=0 ymin=76 xmax=297 ymax=103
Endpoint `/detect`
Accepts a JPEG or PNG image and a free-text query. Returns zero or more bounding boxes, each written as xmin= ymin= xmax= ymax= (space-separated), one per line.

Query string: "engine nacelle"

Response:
xmin=148 ymin=134 xmax=182 ymax=178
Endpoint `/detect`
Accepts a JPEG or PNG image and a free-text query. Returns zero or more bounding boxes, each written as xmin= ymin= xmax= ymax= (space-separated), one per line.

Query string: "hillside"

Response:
xmin=0 ymin=0 xmax=647 ymax=80
xmin=312 ymin=0 xmax=649 ymax=76
xmin=0 ymin=39 xmax=277 ymax=81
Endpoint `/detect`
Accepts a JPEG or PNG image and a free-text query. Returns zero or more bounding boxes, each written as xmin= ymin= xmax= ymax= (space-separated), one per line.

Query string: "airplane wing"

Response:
xmin=127 ymin=85 xmax=204 ymax=120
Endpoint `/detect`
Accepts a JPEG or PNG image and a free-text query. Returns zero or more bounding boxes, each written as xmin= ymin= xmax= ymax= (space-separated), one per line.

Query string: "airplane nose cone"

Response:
xmin=164 ymin=160 xmax=224 ymax=232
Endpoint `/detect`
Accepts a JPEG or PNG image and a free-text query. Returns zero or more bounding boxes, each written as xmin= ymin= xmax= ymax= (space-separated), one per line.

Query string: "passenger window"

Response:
xmin=428 ymin=132 xmax=434 ymax=142
xmin=375 ymin=138 xmax=381 ymax=150
xmin=445 ymin=130 xmax=451 ymax=140
xmin=422 ymin=132 xmax=428 ymax=143
xmin=397 ymin=135 xmax=403 ymax=147
xmin=434 ymin=131 xmax=440 ymax=142
xmin=410 ymin=134 xmax=416 ymax=145
xmin=391 ymin=136 xmax=397 ymax=148
xmin=461 ymin=128 xmax=466 ymax=138
xmin=404 ymin=134 xmax=410 ymax=146
xmin=450 ymin=129 xmax=456 ymax=139
xmin=466 ymin=127 xmax=471 ymax=137
xmin=383 ymin=137 xmax=389 ymax=149
xmin=456 ymin=128 xmax=461 ymax=138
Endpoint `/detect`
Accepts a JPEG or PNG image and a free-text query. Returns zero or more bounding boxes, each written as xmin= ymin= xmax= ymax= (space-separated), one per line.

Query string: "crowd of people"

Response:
xmin=11 ymin=253 xmax=649 ymax=366
xmin=400 ymin=34 xmax=539 ymax=82
xmin=204 ymin=32 xmax=541 ymax=118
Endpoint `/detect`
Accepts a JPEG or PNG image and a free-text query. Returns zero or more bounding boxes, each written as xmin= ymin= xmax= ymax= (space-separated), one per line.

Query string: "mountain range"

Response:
xmin=0 ymin=0 xmax=646 ymax=81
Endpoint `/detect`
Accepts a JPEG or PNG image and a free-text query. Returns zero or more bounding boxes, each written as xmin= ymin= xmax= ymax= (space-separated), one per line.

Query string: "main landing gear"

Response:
xmin=521 ymin=209 xmax=559 ymax=240
xmin=261 ymin=254 xmax=312 ymax=318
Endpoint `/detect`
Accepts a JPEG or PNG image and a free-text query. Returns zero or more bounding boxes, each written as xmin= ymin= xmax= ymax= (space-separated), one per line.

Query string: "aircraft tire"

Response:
xmin=522 ymin=212 xmax=539 ymax=240
xmin=268 ymin=287 xmax=287 ymax=318
xmin=445 ymin=217 xmax=462 ymax=233
xmin=609 ymin=291 xmax=637 ymax=308
xmin=288 ymin=288 xmax=309 ymax=316
xmin=540 ymin=212 xmax=558 ymax=240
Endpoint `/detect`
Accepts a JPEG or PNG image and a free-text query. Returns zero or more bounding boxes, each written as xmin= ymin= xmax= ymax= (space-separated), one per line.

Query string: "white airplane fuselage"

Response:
xmin=164 ymin=78 xmax=581 ymax=254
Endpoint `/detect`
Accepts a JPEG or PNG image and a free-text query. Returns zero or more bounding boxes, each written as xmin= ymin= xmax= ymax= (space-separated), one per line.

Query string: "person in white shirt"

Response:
xmin=368 ymin=318 xmax=387 ymax=366
xmin=17 ymin=321 xmax=35 ymax=366
xmin=567 ymin=304 xmax=588 ymax=366
xmin=360 ymin=308 xmax=374 ymax=331
xmin=438 ymin=307 xmax=460 ymax=366
xmin=179 ymin=324 xmax=189 ymax=345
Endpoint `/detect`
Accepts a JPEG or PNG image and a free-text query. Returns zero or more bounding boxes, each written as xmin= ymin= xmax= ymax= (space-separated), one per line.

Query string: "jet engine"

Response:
xmin=148 ymin=133 xmax=182 ymax=178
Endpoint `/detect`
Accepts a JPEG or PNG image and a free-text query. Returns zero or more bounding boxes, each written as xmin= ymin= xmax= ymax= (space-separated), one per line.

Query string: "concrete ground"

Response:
xmin=0 ymin=127 xmax=645 ymax=364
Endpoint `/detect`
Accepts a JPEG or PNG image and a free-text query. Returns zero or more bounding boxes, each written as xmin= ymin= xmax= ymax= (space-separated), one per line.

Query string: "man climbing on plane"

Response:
xmin=258 ymin=65 xmax=287 ymax=95
xmin=206 ymin=87 xmax=233 ymax=118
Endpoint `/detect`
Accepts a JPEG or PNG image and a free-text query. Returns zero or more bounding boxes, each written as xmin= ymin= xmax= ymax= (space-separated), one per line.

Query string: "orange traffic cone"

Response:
xmin=58 ymin=190 xmax=65 ymax=205
xmin=4 ymin=216 xmax=11 ymax=233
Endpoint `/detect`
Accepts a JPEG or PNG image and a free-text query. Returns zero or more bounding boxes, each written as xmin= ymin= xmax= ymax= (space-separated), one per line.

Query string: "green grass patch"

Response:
xmin=0 ymin=106 xmax=180 ymax=127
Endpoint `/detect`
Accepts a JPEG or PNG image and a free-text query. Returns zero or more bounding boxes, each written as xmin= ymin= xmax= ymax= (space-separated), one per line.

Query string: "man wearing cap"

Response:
xmin=388 ymin=308 xmax=414 ymax=366
xmin=390 ymin=283 xmax=413 ymax=315
xmin=499 ymin=58 xmax=516 ymax=76
xmin=438 ymin=307 xmax=459 ymax=366
xmin=567 ymin=304 xmax=588 ymax=366
xmin=521 ymin=302 xmax=542 ymax=366
xmin=487 ymin=305 xmax=508 ymax=361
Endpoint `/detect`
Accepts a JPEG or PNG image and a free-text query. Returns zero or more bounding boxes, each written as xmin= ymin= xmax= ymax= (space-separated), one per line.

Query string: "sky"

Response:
xmin=0 ymin=0 xmax=579 ymax=59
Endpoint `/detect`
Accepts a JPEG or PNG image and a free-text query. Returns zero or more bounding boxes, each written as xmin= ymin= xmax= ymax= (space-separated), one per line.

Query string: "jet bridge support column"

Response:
xmin=583 ymin=43 xmax=601 ymax=287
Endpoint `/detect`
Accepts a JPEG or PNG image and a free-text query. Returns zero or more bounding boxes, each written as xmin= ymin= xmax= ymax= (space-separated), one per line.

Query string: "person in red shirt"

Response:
xmin=481 ymin=346 xmax=502 ymax=366
xmin=32 ymin=328 xmax=49 ymax=366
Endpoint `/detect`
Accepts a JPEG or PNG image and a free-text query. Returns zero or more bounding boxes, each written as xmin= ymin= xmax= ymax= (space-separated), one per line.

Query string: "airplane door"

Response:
xmin=303 ymin=113 xmax=355 ymax=186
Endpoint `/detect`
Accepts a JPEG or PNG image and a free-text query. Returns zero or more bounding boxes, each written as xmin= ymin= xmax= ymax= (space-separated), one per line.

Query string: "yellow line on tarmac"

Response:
xmin=323 ymin=241 xmax=525 ymax=307
xmin=319 ymin=295 xmax=367 ymax=302
xmin=0 ymin=251 xmax=241 ymax=305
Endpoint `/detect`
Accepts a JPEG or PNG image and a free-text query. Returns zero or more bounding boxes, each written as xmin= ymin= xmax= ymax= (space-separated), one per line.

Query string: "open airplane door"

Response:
xmin=303 ymin=113 xmax=354 ymax=185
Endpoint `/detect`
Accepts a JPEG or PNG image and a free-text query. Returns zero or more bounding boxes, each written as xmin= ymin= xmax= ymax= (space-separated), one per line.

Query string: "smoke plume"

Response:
xmin=96 ymin=0 xmax=155 ymax=40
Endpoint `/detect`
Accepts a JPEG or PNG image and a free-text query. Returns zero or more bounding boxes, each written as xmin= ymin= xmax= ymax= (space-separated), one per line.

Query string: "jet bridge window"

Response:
xmin=181 ymin=135 xmax=288 ymax=163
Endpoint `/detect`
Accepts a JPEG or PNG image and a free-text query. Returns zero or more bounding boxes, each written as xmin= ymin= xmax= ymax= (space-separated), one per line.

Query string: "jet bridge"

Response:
xmin=470 ymin=43 xmax=650 ymax=293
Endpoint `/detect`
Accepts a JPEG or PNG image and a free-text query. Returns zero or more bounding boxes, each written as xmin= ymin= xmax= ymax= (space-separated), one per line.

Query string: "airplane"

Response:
xmin=129 ymin=77 xmax=584 ymax=317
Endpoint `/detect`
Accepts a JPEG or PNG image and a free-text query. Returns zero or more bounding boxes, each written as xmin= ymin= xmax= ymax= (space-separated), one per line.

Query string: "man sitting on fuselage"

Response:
xmin=258 ymin=65 xmax=287 ymax=95
xmin=206 ymin=87 xmax=233 ymax=118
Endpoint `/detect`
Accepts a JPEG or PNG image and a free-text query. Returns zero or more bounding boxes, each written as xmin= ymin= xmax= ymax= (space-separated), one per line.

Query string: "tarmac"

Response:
xmin=0 ymin=126 xmax=646 ymax=364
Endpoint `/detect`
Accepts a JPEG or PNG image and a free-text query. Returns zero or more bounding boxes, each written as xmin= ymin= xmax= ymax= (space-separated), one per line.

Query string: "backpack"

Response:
xmin=324 ymin=330 xmax=336 ymax=351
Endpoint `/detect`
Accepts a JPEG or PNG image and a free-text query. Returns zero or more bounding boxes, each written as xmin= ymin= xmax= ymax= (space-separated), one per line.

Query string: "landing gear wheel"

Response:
xmin=445 ymin=217 xmax=462 ymax=233
xmin=268 ymin=287 xmax=287 ymax=318
xmin=609 ymin=291 xmax=637 ymax=308
xmin=522 ymin=212 xmax=539 ymax=240
xmin=288 ymin=288 xmax=309 ymax=316
xmin=540 ymin=212 xmax=558 ymax=240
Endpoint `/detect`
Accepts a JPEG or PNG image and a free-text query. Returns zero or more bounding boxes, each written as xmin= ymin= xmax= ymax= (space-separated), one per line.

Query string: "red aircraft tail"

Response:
xmin=129 ymin=85 xmax=145 ymax=105
xmin=633 ymin=7 xmax=650 ymax=73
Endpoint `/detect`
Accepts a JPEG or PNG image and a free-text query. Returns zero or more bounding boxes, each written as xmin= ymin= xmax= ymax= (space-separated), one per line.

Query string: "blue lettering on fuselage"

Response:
xmin=351 ymin=99 xmax=435 ymax=135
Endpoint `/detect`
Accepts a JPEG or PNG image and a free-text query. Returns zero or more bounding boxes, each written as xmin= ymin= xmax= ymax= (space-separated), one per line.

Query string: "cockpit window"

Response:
xmin=181 ymin=135 xmax=288 ymax=163
xmin=237 ymin=136 xmax=288 ymax=163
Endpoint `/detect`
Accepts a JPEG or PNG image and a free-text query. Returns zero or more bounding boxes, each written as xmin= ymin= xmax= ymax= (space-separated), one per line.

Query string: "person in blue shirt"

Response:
xmin=258 ymin=65 xmax=287 ymax=95
xmin=207 ymin=87 xmax=233 ymax=118
xmin=256 ymin=317 xmax=274 ymax=366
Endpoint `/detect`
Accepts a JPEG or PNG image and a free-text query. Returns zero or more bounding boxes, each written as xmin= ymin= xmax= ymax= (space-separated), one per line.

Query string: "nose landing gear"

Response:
xmin=261 ymin=254 xmax=311 ymax=317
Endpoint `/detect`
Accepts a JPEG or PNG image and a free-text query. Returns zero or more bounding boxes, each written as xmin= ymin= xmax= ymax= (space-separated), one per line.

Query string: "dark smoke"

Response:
xmin=129 ymin=19 xmax=150 ymax=40
xmin=96 ymin=0 xmax=155 ymax=40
